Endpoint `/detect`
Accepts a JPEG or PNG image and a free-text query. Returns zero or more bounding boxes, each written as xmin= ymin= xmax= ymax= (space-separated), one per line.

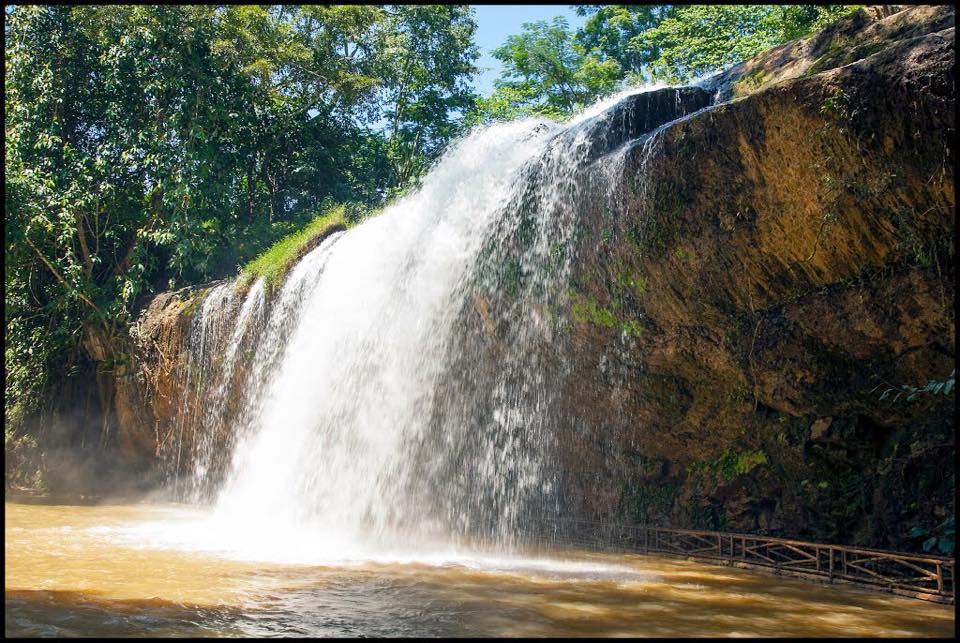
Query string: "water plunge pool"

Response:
xmin=5 ymin=501 xmax=954 ymax=637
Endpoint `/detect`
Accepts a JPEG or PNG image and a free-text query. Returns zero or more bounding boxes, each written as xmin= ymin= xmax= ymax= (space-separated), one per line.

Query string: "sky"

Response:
xmin=470 ymin=5 xmax=588 ymax=97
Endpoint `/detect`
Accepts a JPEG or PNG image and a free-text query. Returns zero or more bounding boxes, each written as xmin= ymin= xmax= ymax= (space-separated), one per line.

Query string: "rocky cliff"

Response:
xmin=101 ymin=6 xmax=953 ymax=551
xmin=556 ymin=4 xmax=954 ymax=551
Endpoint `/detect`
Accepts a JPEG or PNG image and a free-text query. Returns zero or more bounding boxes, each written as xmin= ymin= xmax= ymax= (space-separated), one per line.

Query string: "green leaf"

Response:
xmin=908 ymin=526 xmax=928 ymax=538
xmin=922 ymin=536 xmax=937 ymax=552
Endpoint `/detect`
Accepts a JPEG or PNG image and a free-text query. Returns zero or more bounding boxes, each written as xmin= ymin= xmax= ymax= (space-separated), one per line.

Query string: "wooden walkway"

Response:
xmin=518 ymin=520 xmax=955 ymax=604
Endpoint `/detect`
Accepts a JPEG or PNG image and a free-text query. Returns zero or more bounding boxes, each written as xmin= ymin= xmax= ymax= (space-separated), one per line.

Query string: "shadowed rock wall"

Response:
xmin=556 ymin=6 xmax=954 ymax=551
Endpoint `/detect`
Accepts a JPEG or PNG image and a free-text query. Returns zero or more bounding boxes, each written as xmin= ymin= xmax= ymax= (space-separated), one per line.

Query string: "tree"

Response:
xmin=475 ymin=17 xmax=620 ymax=122
xmin=5 ymin=6 xmax=261 ymax=425
xmin=574 ymin=5 xmax=676 ymax=76
xmin=616 ymin=5 xmax=863 ymax=83
xmin=476 ymin=5 xmax=863 ymax=122
xmin=374 ymin=5 xmax=479 ymax=190
xmin=4 ymin=4 xmax=481 ymax=457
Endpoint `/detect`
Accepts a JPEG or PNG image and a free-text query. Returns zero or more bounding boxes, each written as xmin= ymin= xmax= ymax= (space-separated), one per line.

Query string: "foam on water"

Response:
xmin=94 ymin=507 xmax=652 ymax=583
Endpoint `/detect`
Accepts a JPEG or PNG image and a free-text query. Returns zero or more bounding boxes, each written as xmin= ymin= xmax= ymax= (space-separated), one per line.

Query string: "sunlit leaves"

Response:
xmin=480 ymin=5 xmax=865 ymax=120
xmin=5 ymin=4 xmax=481 ymax=430
xmin=620 ymin=5 xmax=863 ymax=83
xmin=474 ymin=16 xmax=619 ymax=123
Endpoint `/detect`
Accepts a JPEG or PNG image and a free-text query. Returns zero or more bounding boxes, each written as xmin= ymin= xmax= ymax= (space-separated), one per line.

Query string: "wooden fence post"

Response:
xmin=576 ymin=522 xmax=952 ymax=603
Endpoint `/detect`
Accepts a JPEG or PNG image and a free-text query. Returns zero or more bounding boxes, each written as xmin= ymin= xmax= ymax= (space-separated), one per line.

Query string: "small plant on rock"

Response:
xmin=908 ymin=516 xmax=955 ymax=555
xmin=879 ymin=370 xmax=955 ymax=403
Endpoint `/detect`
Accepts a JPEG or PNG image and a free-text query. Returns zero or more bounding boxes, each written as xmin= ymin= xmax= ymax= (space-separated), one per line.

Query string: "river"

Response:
xmin=5 ymin=500 xmax=954 ymax=637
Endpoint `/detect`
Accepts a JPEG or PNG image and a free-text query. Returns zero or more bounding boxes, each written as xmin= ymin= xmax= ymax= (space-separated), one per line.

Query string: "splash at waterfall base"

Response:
xmin=5 ymin=501 xmax=956 ymax=637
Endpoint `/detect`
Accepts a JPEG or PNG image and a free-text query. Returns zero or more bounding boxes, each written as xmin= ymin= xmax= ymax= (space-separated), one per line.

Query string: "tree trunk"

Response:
xmin=247 ymin=159 xmax=256 ymax=225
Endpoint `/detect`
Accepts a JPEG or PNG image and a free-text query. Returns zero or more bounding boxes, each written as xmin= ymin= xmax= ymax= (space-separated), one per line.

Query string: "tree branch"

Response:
xmin=25 ymin=236 xmax=110 ymax=334
xmin=76 ymin=214 xmax=94 ymax=280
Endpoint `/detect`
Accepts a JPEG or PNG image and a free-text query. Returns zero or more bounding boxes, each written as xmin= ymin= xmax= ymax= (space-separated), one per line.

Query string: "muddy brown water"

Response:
xmin=5 ymin=501 xmax=955 ymax=637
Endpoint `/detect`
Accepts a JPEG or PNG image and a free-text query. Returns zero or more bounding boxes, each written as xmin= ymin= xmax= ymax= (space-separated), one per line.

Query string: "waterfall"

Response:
xmin=165 ymin=85 xmax=712 ymax=560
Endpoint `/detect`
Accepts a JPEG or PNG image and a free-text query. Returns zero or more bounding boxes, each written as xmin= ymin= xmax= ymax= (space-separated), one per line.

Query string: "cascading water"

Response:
xmin=216 ymin=119 xmax=570 ymax=554
xmin=158 ymin=85 xmax=713 ymax=562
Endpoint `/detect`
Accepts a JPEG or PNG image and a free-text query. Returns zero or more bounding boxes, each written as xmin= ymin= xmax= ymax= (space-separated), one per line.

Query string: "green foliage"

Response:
xmin=374 ymin=5 xmax=479 ymax=191
xmin=239 ymin=204 xmax=348 ymax=289
xmin=817 ymin=480 xmax=830 ymax=490
xmin=610 ymin=273 xmax=647 ymax=314
xmin=625 ymin=5 xmax=863 ymax=84
xmin=574 ymin=5 xmax=675 ymax=75
xmin=612 ymin=271 xmax=647 ymax=307
xmin=570 ymin=286 xmax=646 ymax=337
xmin=622 ymin=320 xmax=644 ymax=338
xmin=728 ymin=449 xmax=768 ymax=480
xmin=570 ymin=295 xmax=618 ymax=328
xmin=886 ymin=204 xmax=950 ymax=269
xmin=820 ymin=87 xmax=852 ymax=121
xmin=468 ymin=16 xmax=620 ymax=123
xmin=908 ymin=516 xmax=955 ymax=555
xmin=478 ymin=5 xmax=863 ymax=120
xmin=689 ymin=449 xmax=768 ymax=485
xmin=4 ymin=5 xmax=479 ymax=442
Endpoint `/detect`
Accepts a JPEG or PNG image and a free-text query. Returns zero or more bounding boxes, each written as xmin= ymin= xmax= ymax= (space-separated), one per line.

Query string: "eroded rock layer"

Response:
xmin=557 ymin=6 xmax=954 ymax=550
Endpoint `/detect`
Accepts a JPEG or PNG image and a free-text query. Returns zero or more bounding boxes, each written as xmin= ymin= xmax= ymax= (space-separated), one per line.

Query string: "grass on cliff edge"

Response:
xmin=237 ymin=204 xmax=349 ymax=290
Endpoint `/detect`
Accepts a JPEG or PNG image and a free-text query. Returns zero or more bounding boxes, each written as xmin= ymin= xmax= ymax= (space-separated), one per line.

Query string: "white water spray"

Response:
xmin=152 ymin=84 xmax=711 ymax=563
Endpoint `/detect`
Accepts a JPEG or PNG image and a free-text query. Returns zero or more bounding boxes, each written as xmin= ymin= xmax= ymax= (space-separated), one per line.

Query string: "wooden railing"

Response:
xmin=516 ymin=519 xmax=955 ymax=604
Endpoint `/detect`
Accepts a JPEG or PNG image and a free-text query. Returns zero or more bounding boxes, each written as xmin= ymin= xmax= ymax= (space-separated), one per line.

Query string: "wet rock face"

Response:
xmin=558 ymin=6 xmax=954 ymax=551
xmin=114 ymin=283 xmax=226 ymax=472
xmin=576 ymin=87 xmax=714 ymax=162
